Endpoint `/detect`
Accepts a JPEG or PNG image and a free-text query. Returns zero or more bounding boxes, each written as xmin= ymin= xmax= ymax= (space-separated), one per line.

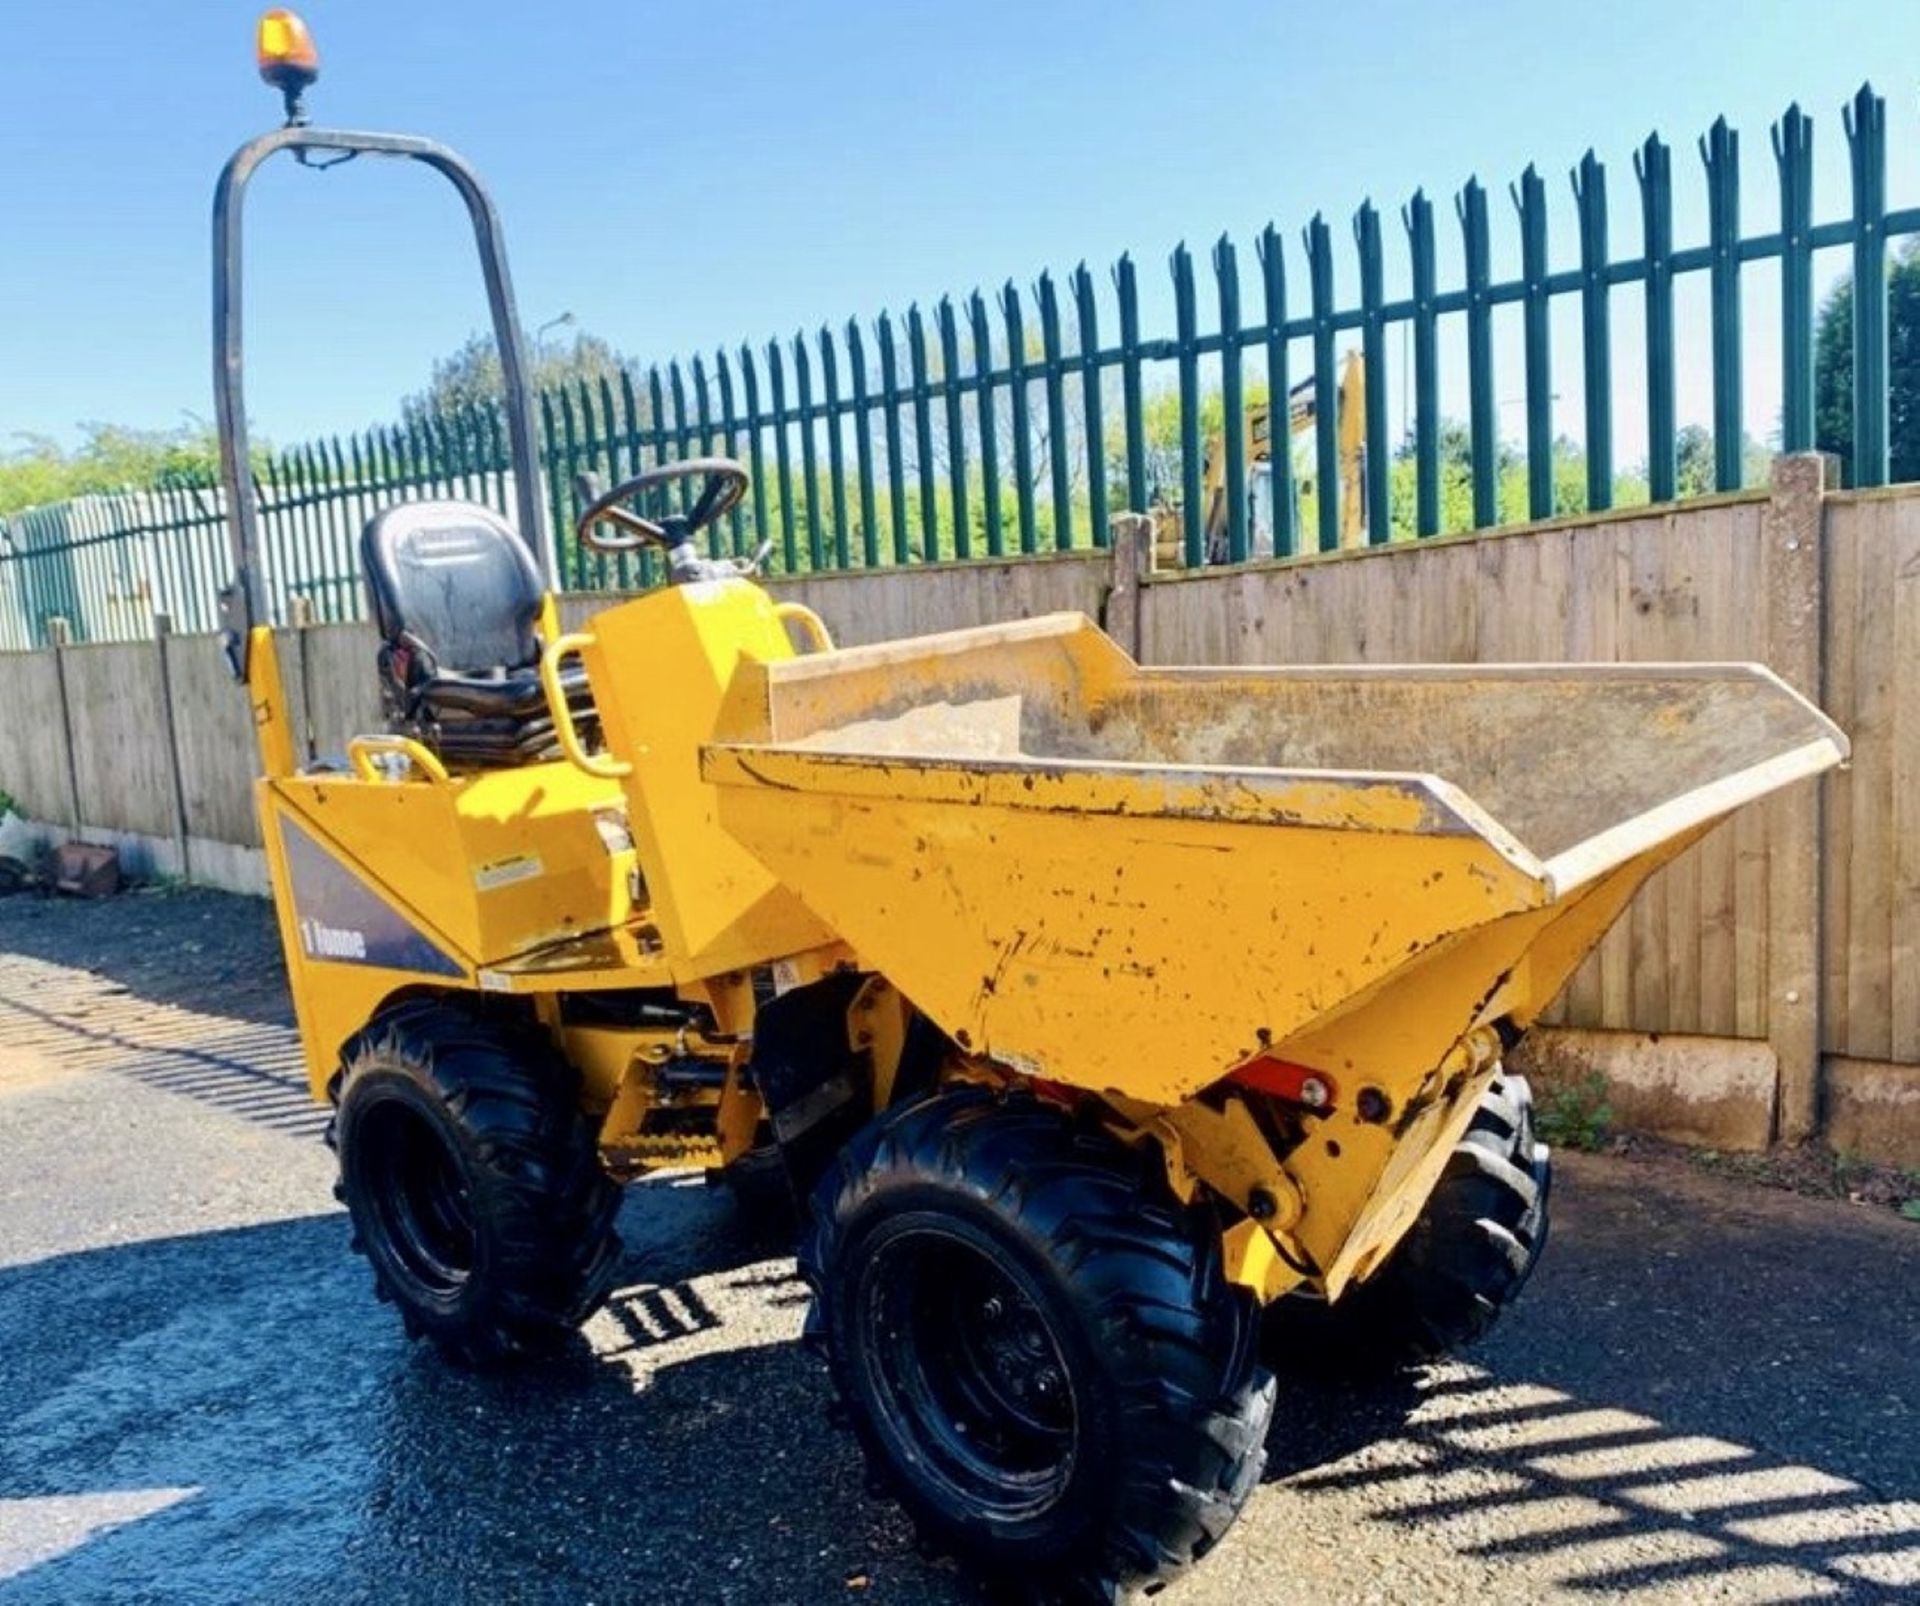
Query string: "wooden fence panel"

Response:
xmin=1820 ymin=492 xmax=1920 ymax=1062
xmin=62 ymin=641 xmax=175 ymax=842
xmin=163 ymin=633 xmax=292 ymax=851
xmin=0 ymin=649 xmax=74 ymax=823
xmin=295 ymin=623 xmax=385 ymax=761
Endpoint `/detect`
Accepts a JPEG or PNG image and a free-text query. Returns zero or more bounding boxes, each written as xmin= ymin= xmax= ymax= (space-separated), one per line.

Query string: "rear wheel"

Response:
xmin=330 ymin=997 xmax=622 ymax=1365
xmin=1264 ymin=1071 xmax=1551 ymax=1374
xmin=804 ymin=1088 xmax=1274 ymax=1600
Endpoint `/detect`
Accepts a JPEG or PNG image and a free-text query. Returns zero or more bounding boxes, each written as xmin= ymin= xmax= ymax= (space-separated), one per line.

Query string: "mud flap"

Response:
xmin=748 ymin=972 xmax=873 ymax=1208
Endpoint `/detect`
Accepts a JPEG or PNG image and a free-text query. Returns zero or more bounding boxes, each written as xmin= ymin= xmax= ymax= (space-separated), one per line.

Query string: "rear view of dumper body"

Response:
xmin=216 ymin=27 xmax=1848 ymax=1597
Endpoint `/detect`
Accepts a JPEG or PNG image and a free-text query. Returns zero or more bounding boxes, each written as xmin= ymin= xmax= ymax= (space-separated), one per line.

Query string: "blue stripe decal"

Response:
xmin=279 ymin=813 xmax=465 ymax=978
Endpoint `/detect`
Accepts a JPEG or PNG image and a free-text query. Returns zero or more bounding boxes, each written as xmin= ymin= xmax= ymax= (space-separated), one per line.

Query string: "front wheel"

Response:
xmin=330 ymin=998 xmax=622 ymax=1365
xmin=803 ymin=1088 xmax=1274 ymax=1601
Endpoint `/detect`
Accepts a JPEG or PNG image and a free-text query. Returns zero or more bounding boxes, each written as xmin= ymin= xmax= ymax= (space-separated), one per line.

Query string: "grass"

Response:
xmin=1534 ymin=1071 xmax=1614 ymax=1153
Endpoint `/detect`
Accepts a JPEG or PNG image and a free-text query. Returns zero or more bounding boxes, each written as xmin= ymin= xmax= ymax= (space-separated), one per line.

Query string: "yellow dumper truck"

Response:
xmin=216 ymin=16 xmax=1848 ymax=1600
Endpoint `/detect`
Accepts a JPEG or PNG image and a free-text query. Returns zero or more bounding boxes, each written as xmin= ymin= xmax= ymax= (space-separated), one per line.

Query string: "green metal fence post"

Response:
xmin=1773 ymin=104 xmax=1815 ymax=456
xmin=739 ymin=345 xmax=773 ymax=568
xmin=715 ymin=351 xmax=745 ymax=557
xmin=1701 ymin=117 xmax=1744 ymax=491
xmin=877 ymin=313 xmax=912 ymax=563
xmin=593 ymin=375 xmax=618 ymax=499
xmin=792 ymin=335 xmax=823 ymax=570
xmin=1071 ymin=266 xmax=1107 ymax=548
xmin=283 ymin=444 xmax=315 ymax=619
xmin=1303 ymin=215 xmax=1341 ymax=550
xmin=1036 ymin=273 xmax=1075 ymax=551
xmin=1847 ymin=83 xmax=1890 ymax=488
xmin=669 ymin=362 xmax=696 ymax=521
xmin=557 ymin=388 xmax=600 ymax=586
xmin=1352 ymin=204 xmax=1391 ymax=543
xmin=1512 ymin=166 xmax=1554 ymax=520
xmin=938 ymin=297 xmax=972 ymax=558
xmin=1635 ymin=134 xmax=1677 ymax=502
xmin=348 ymin=432 xmax=373 ymax=592
xmin=1573 ymin=151 xmax=1613 ymax=512
xmin=847 ymin=320 xmax=880 ymax=565
xmin=1172 ymin=243 xmax=1204 ymax=565
xmin=322 ymin=437 xmax=353 ymax=617
xmin=1402 ymin=194 xmax=1440 ymax=537
xmin=1214 ymin=235 xmax=1248 ymax=562
xmin=969 ymin=292 xmax=1005 ymax=557
xmin=646 ymin=367 xmax=670 ymax=514
xmin=618 ymin=369 xmax=652 ymax=585
xmin=907 ymin=305 xmax=940 ymax=558
xmin=485 ymin=402 xmax=510 ymax=534
xmin=1114 ymin=255 xmax=1148 ymax=519
xmin=1003 ymin=284 xmax=1038 ymax=555
xmin=1256 ymin=224 xmax=1296 ymax=556
xmin=578 ymin=381 xmax=606 ymax=578
xmin=818 ymin=327 xmax=851 ymax=569
xmin=1458 ymin=179 xmax=1497 ymax=527
xmin=765 ymin=342 xmax=798 ymax=572
xmin=691 ymin=355 xmax=723 ymax=560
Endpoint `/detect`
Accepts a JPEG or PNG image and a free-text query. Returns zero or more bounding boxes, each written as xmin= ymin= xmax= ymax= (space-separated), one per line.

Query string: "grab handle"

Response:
xmin=539 ymin=633 xmax=633 ymax=779
xmin=346 ymin=734 xmax=450 ymax=785
xmin=774 ymin=602 xmax=835 ymax=654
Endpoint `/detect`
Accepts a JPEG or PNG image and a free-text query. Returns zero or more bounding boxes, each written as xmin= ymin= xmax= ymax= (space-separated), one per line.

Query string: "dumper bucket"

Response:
xmin=702 ymin=614 xmax=1845 ymax=1111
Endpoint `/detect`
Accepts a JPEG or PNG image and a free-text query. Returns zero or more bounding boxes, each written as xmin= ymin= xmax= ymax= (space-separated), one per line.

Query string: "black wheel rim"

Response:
xmin=854 ymin=1222 xmax=1078 ymax=1522
xmin=355 ymin=1096 xmax=477 ymax=1296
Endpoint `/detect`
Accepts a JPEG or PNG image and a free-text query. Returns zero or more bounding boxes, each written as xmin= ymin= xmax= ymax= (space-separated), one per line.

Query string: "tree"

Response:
xmin=399 ymin=329 xmax=641 ymax=431
xmin=1675 ymin=423 xmax=1716 ymax=497
xmin=1814 ymin=242 xmax=1920 ymax=487
xmin=0 ymin=421 xmax=222 ymax=517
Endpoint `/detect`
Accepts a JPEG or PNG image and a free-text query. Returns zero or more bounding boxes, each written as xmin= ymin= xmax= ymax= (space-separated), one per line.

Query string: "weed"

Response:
xmin=1535 ymin=1071 xmax=1614 ymax=1152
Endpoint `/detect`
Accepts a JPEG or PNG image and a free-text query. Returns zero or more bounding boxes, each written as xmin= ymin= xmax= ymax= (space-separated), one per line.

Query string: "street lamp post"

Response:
xmin=534 ymin=311 xmax=576 ymax=348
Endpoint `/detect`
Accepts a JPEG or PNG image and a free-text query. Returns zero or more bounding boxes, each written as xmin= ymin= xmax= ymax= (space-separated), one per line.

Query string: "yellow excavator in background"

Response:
xmin=1152 ymin=350 xmax=1368 ymax=566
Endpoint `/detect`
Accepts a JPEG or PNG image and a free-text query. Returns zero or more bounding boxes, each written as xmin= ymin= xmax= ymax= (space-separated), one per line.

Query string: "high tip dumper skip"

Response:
xmin=215 ymin=15 xmax=1848 ymax=1600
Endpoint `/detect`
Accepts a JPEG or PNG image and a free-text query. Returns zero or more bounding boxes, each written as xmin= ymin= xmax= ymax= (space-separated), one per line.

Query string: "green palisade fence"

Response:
xmin=4 ymin=83 xmax=1917 ymax=651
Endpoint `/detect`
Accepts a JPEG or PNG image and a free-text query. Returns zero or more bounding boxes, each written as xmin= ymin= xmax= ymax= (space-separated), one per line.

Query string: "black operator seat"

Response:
xmin=359 ymin=500 xmax=597 ymax=769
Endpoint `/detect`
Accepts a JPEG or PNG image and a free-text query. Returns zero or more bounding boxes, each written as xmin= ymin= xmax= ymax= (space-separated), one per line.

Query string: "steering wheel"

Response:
xmin=574 ymin=459 xmax=749 ymax=556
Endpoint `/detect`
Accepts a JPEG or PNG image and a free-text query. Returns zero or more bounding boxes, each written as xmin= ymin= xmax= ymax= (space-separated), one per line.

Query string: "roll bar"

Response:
xmin=212 ymin=126 xmax=551 ymax=681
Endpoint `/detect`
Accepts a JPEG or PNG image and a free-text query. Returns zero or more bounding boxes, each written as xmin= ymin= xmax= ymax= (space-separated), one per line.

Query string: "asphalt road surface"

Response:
xmin=1 ymin=890 xmax=1916 ymax=1604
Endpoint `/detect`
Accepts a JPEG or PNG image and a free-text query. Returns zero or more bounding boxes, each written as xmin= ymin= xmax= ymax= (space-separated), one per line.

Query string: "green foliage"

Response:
xmin=0 ymin=788 xmax=16 ymax=820
xmin=1900 ymin=1198 xmax=1920 ymax=1223
xmin=1534 ymin=1071 xmax=1614 ymax=1153
xmin=1814 ymin=240 xmax=1920 ymax=486
xmin=1384 ymin=421 xmax=1654 ymax=537
xmin=402 ymin=330 xmax=640 ymax=430
xmin=0 ymin=422 xmax=222 ymax=517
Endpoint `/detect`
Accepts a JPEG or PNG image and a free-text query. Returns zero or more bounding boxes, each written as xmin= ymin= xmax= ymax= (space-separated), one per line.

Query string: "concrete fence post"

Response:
xmin=45 ymin=615 xmax=81 ymax=832
xmin=1761 ymin=452 xmax=1831 ymax=1143
xmin=1104 ymin=513 xmax=1154 ymax=661
xmin=153 ymin=613 xmax=194 ymax=884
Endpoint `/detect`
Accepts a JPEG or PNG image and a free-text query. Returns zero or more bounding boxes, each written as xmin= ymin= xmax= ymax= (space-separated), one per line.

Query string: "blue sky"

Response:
xmin=0 ymin=0 xmax=1916 ymax=459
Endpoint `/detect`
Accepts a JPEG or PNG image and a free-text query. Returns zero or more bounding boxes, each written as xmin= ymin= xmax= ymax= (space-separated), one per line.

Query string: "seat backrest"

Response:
xmin=360 ymin=500 xmax=543 ymax=672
